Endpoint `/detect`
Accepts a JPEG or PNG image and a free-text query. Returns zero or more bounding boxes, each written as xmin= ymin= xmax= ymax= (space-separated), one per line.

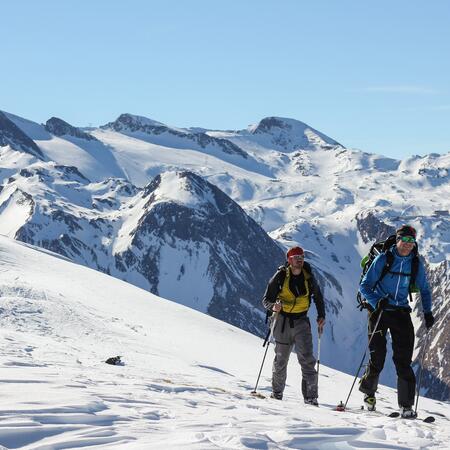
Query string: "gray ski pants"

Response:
xmin=272 ymin=315 xmax=318 ymax=399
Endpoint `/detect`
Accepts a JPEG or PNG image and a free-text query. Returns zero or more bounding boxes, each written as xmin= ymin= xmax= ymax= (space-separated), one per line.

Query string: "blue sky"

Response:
xmin=1 ymin=0 xmax=449 ymax=159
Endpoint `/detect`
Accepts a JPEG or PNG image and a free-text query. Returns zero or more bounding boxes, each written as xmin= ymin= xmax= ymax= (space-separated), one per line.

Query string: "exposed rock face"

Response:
xmin=0 ymin=111 xmax=44 ymax=159
xmin=105 ymin=113 xmax=166 ymax=134
xmin=356 ymin=211 xmax=396 ymax=243
xmin=45 ymin=117 xmax=98 ymax=141
xmin=415 ymin=259 xmax=450 ymax=400
xmin=252 ymin=117 xmax=293 ymax=134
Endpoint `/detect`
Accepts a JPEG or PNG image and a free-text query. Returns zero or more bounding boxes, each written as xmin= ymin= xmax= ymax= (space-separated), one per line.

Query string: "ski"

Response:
xmin=388 ymin=411 xmax=435 ymax=423
xmin=335 ymin=403 xmax=435 ymax=423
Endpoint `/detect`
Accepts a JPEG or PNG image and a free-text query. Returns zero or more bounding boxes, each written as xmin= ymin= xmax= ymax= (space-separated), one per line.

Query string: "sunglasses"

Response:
xmin=289 ymin=255 xmax=304 ymax=261
xmin=399 ymin=236 xmax=416 ymax=243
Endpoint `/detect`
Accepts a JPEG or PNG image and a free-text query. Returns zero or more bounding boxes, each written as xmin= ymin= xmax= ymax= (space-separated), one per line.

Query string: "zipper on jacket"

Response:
xmin=394 ymin=259 xmax=404 ymax=304
xmin=290 ymin=280 xmax=300 ymax=312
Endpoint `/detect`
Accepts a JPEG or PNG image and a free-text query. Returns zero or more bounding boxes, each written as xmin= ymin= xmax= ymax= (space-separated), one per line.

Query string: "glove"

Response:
xmin=376 ymin=296 xmax=389 ymax=311
xmin=272 ymin=301 xmax=282 ymax=312
xmin=424 ymin=312 xmax=434 ymax=329
xmin=317 ymin=317 xmax=325 ymax=335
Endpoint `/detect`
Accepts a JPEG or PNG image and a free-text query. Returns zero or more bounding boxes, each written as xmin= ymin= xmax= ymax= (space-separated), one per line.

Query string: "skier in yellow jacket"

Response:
xmin=262 ymin=246 xmax=326 ymax=405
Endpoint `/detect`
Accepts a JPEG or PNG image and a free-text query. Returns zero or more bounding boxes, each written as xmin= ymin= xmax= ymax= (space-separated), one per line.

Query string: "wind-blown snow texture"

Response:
xmin=0 ymin=236 xmax=448 ymax=449
xmin=1 ymin=110 xmax=449 ymax=403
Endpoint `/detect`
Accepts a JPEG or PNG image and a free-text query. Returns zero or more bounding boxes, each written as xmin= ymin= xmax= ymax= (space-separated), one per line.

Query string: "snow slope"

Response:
xmin=0 ymin=236 xmax=449 ymax=449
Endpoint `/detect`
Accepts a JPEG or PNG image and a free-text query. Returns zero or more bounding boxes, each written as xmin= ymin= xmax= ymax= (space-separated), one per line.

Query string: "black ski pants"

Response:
xmin=359 ymin=309 xmax=416 ymax=407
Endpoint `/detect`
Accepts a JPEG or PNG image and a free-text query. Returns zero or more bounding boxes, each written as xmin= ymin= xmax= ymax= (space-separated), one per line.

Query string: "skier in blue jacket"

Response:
xmin=358 ymin=225 xmax=434 ymax=418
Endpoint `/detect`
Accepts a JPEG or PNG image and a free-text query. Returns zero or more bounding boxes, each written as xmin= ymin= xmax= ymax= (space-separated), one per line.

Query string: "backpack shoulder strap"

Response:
xmin=265 ymin=265 xmax=287 ymax=323
xmin=410 ymin=255 xmax=419 ymax=284
xmin=276 ymin=265 xmax=288 ymax=291
xmin=381 ymin=235 xmax=397 ymax=252
xmin=373 ymin=250 xmax=393 ymax=290
xmin=302 ymin=261 xmax=312 ymax=278
xmin=408 ymin=254 xmax=420 ymax=302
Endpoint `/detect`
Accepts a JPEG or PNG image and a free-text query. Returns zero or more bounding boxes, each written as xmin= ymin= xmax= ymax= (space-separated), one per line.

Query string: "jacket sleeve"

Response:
xmin=359 ymin=253 xmax=387 ymax=310
xmin=309 ymin=271 xmax=326 ymax=319
xmin=416 ymin=258 xmax=432 ymax=313
xmin=262 ymin=270 xmax=283 ymax=311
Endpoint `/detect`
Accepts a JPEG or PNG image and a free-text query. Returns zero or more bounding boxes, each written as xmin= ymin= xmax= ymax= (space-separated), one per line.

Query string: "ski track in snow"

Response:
xmin=0 ymin=236 xmax=448 ymax=449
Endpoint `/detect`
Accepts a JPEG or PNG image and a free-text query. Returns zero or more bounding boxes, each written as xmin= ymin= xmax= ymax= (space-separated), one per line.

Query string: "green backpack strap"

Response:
xmin=373 ymin=250 xmax=394 ymax=291
xmin=360 ymin=255 xmax=369 ymax=269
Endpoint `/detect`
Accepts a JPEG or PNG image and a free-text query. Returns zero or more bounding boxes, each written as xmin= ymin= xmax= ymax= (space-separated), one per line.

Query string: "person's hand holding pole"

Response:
xmin=272 ymin=300 xmax=282 ymax=312
xmin=317 ymin=317 xmax=325 ymax=335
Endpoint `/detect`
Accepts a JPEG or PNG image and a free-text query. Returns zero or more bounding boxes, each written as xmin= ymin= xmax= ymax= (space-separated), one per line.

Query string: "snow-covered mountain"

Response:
xmin=0 ymin=235 xmax=449 ymax=449
xmin=246 ymin=116 xmax=342 ymax=151
xmin=0 ymin=160 xmax=285 ymax=335
xmin=1 ymin=109 xmax=449 ymax=402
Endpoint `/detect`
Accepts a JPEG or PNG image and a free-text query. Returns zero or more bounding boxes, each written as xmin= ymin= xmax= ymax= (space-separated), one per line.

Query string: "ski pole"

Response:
xmin=317 ymin=326 xmax=322 ymax=386
xmin=338 ymin=308 xmax=384 ymax=411
xmin=414 ymin=330 xmax=431 ymax=415
xmin=251 ymin=302 xmax=280 ymax=395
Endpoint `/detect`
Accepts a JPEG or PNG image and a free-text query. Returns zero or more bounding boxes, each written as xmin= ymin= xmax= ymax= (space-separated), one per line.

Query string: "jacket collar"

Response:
xmin=390 ymin=245 xmax=413 ymax=260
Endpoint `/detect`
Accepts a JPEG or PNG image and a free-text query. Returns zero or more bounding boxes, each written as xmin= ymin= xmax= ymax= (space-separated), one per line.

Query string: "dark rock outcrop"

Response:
xmin=356 ymin=211 xmax=396 ymax=244
xmin=45 ymin=117 xmax=97 ymax=141
xmin=414 ymin=259 xmax=450 ymax=401
xmin=0 ymin=111 xmax=44 ymax=159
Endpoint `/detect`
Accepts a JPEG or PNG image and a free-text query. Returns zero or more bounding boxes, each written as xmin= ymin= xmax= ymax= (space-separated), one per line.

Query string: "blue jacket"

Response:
xmin=359 ymin=246 xmax=432 ymax=313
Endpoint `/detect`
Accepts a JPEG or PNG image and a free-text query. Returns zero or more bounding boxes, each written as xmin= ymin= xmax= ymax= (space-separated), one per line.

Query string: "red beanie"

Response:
xmin=286 ymin=246 xmax=304 ymax=260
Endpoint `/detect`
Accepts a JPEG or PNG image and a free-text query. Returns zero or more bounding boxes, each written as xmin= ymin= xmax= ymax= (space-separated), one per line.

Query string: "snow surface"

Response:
xmin=0 ymin=235 xmax=448 ymax=449
xmin=0 ymin=188 xmax=32 ymax=237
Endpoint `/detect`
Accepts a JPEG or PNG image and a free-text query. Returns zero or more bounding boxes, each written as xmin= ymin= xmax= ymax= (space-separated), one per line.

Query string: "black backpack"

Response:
xmin=356 ymin=234 xmax=420 ymax=311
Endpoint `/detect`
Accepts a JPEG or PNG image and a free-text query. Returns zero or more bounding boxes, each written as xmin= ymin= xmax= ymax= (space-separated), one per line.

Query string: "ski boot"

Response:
xmin=400 ymin=406 xmax=417 ymax=419
xmin=270 ymin=392 xmax=283 ymax=400
xmin=304 ymin=397 xmax=319 ymax=406
xmin=364 ymin=394 xmax=376 ymax=411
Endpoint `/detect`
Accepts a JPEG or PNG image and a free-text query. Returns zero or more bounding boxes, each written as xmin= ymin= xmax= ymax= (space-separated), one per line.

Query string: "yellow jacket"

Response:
xmin=278 ymin=267 xmax=310 ymax=314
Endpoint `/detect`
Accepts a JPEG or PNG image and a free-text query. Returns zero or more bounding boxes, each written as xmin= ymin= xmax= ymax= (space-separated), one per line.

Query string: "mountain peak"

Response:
xmin=248 ymin=116 xmax=308 ymax=134
xmin=247 ymin=116 xmax=342 ymax=151
xmin=117 ymin=169 xmax=284 ymax=332
xmin=143 ymin=171 xmax=218 ymax=210
xmin=45 ymin=117 xmax=97 ymax=141
xmin=103 ymin=113 xmax=166 ymax=132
